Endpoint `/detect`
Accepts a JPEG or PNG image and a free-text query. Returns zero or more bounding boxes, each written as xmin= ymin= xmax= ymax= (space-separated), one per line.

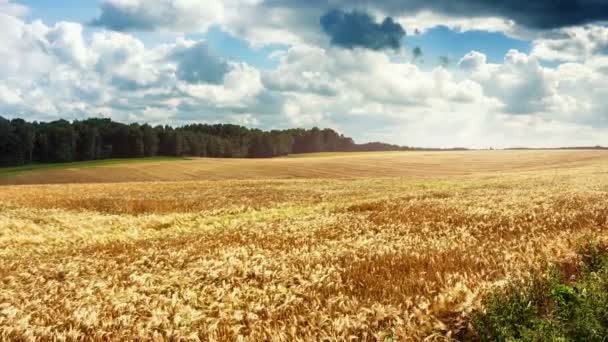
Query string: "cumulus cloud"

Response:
xmin=532 ymin=25 xmax=608 ymax=62
xmin=0 ymin=0 xmax=28 ymax=17
xmin=170 ymin=41 xmax=229 ymax=85
xmin=320 ymin=10 xmax=405 ymax=50
xmin=277 ymin=49 xmax=576 ymax=144
xmin=91 ymin=31 xmax=163 ymax=90
xmin=457 ymin=48 xmax=608 ymax=128
xmin=0 ymin=13 xmax=54 ymax=79
xmin=263 ymin=45 xmax=342 ymax=95
xmin=91 ymin=0 xmax=223 ymax=32
xmin=0 ymin=12 xmax=263 ymax=125
xmin=0 ymin=83 xmax=22 ymax=106
xmin=47 ymin=22 xmax=92 ymax=69
xmin=176 ymin=62 xmax=263 ymax=107
xmin=458 ymin=51 xmax=487 ymax=70
xmin=260 ymin=43 xmax=501 ymax=134
xmin=464 ymin=49 xmax=558 ymax=115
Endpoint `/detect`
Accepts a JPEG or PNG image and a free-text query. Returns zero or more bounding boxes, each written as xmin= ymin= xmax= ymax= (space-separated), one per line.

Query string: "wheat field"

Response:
xmin=1 ymin=151 xmax=608 ymax=340
xmin=1 ymin=150 xmax=606 ymax=185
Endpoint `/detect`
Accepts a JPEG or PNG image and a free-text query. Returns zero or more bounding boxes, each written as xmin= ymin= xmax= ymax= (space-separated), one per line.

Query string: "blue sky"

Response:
xmin=406 ymin=26 xmax=531 ymax=65
xmin=196 ymin=27 xmax=285 ymax=71
xmin=22 ymin=0 xmax=97 ymax=23
xmin=2 ymin=0 xmax=608 ymax=147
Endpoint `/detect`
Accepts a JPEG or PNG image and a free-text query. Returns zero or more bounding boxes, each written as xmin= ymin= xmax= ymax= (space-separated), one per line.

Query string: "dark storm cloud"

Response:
xmin=400 ymin=0 xmax=608 ymax=29
xmin=320 ymin=10 xmax=405 ymax=50
xmin=170 ymin=42 xmax=229 ymax=85
xmin=412 ymin=46 xmax=423 ymax=60
xmin=266 ymin=0 xmax=608 ymax=30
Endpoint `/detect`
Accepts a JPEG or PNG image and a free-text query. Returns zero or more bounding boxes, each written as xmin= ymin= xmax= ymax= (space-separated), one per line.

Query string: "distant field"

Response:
xmin=0 ymin=157 xmax=184 ymax=179
xmin=283 ymin=151 xmax=407 ymax=158
xmin=1 ymin=150 xmax=607 ymax=340
xmin=0 ymin=150 xmax=606 ymax=185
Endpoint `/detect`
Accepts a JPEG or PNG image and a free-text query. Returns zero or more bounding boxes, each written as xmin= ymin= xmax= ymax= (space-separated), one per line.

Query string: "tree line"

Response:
xmin=0 ymin=117 xmax=409 ymax=167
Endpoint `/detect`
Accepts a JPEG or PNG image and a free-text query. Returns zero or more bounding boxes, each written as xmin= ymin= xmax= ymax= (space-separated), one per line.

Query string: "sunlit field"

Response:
xmin=1 ymin=150 xmax=605 ymax=185
xmin=1 ymin=151 xmax=607 ymax=340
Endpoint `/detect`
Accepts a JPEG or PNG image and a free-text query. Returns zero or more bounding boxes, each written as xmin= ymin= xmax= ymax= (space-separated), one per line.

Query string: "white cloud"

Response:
xmin=531 ymin=25 xmax=608 ymax=62
xmin=458 ymin=51 xmax=487 ymax=71
xmin=0 ymin=83 xmax=22 ymax=106
xmin=0 ymin=0 xmax=28 ymax=17
xmin=254 ymin=43 xmax=608 ymax=147
xmin=263 ymin=45 xmax=341 ymax=95
xmin=91 ymin=30 xmax=163 ymax=89
xmin=92 ymin=0 xmax=224 ymax=32
xmin=0 ymin=13 xmax=54 ymax=78
xmin=257 ymin=44 xmax=505 ymax=141
xmin=47 ymin=22 xmax=92 ymax=69
xmin=396 ymin=11 xmax=515 ymax=35
xmin=0 ymin=13 xmax=266 ymax=124
xmin=463 ymin=50 xmax=560 ymax=115
xmin=176 ymin=62 xmax=263 ymax=107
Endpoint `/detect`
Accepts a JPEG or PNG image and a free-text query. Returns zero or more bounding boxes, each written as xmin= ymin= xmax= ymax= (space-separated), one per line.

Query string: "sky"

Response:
xmin=2 ymin=1 xmax=608 ymax=148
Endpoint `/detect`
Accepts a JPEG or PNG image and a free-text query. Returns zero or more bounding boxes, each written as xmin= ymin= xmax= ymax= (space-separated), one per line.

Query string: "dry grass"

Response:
xmin=0 ymin=151 xmax=607 ymax=340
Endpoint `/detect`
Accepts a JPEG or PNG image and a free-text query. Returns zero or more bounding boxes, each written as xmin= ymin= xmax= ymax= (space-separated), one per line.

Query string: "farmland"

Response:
xmin=1 ymin=150 xmax=605 ymax=185
xmin=1 ymin=150 xmax=607 ymax=340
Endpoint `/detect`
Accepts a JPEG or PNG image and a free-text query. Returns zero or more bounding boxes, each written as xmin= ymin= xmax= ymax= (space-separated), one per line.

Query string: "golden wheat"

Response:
xmin=2 ymin=149 xmax=607 ymax=185
xmin=1 ymin=152 xmax=607 ymax=340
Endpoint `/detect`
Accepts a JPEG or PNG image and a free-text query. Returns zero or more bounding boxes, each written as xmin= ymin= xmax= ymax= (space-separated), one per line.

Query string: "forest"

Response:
xmin=0 ymin=117 xmax=407 ymax=166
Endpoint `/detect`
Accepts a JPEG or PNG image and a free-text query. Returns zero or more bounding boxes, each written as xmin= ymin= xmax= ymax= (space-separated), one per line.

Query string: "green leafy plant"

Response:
xmin=468 ymin=240 xmax=608 ymax=341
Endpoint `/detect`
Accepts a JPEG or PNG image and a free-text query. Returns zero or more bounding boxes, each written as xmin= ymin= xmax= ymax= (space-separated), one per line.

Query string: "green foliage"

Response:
xmin=469 ymin=241 xmax=608 ymax=341
xmin=0 ymin=116 xmax=408 ymax=167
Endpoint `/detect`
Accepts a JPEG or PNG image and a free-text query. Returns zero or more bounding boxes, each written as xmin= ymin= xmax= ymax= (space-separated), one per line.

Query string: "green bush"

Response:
xmin=468 ymin=241 xmax=608 ymax=342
